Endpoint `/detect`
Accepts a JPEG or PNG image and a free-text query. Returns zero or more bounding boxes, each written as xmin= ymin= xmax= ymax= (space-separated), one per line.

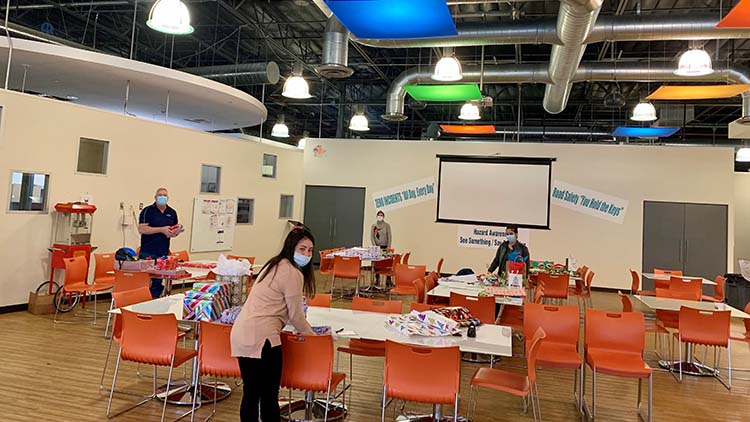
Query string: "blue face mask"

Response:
xmin=294 ymin=252 xmax=311 ymax=268
xmin=506 ymin=234 xmax=516 ymax=243
xmin=156 ymin=195 xmax=168 ymax=206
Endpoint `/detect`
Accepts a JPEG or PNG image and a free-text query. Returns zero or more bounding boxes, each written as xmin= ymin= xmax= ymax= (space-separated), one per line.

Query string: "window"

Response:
xmin=9 ymin=171 xmax=50 ymax=212
xmin=262 ymin=154 xmax=277 ymax=178
xmin=76 ymin=138 xmax=109 ymax=175
xmin=279 ymin=195 xmax=294 ymax=219
xmin=201 ymin=165 xmax=221 ymax=193
xmin=237 ymin=198 xmax=255 ymax=225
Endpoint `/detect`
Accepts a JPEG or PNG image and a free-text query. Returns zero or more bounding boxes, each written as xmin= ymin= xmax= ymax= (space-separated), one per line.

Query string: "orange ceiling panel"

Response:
xmin=717 ymin=0 xmax=750 ymax=28
xmin=439 ymin=124 xmax=497 ymax=135
xmin=646 ymin=84 xmax=750 ymax=100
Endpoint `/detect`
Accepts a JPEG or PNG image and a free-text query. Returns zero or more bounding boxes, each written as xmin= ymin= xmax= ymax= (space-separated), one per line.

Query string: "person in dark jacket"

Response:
xmin=487 ymin=225 xmax=529 ymax=276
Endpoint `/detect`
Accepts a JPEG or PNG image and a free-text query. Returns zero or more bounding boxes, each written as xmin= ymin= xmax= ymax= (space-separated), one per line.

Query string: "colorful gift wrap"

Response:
xmin=184 ymin=298 xmax=225 ymax=321
xmin=183 ymin=282 xmax=231 ymax=321
xmin=192 ymin=282 xmax=230 ymax=296
xmin=385 ymin=310 xmax=461 ymax=337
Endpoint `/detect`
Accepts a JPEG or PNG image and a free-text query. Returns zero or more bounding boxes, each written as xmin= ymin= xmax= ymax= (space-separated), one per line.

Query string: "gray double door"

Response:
xmin=304 ymin=185 xmax=366 ymax=264
xmin=642 ymin=201 xmax=728 ymax=282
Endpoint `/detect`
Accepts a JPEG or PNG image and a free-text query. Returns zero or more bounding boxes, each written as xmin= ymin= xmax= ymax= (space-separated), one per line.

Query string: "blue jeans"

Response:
xmin=139 ymin=253 xmax=164 ymax=298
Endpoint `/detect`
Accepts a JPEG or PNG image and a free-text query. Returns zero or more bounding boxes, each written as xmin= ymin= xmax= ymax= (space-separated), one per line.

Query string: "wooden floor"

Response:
xmin=2 ymin=282 xmax=750 ymax=422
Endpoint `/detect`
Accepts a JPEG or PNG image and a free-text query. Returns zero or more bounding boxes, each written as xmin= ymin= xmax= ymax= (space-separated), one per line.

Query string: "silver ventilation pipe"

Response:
xmin=316 ymin=16 xmax=353 ymax=78
xmin=382 ymin=64 xmax=550 ymax=121
xmin=544 ymin=0 xmax=603 ymax=114
xmin=384 ymin=63 xmax=750 ymax=120
xmin=180 ymin=62 xmax=280 ymax=86
xmin=352 ymin=14 xmax=750 ymax=48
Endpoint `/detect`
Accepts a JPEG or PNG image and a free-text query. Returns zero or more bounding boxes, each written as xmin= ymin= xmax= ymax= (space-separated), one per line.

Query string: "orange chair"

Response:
xmin=436 ymin=257 xmax=444 ymax=275
xmin=190 ymin=322 xmax=242 ymax=420
xmin=170 ymin=250 xmax=189 ymax=262
xmin=389 ymin=263 xmax=427 ymax=299
xmin=583 ymin=309 xmax=652 ymax=422
xmin=675 ymin=306 xmax=732 ymax=388
xmin=524 ymin=303 xmax=582 ymax=412
xmin=630 ymin=269 xmax=655 ymax=296
xmin=227 ymin=255 xmax=255 ymax=265
xmin=702 ymin=275 xmax=727 ymax=303
xmin=538 ymin=272 xmax=570 ymax=305
xmin=106 ymin=309 xmax=198 ymax=422
xmin=104 ymin=270 xmax=152 ymax=337
xmin=410 ymin=302 xmax=445 ymax=312
xmin=654 ymin=269 xmax=682 ymax=290
xmin=424 ymin=271 xmax=449 ymax=305
xmin=280 ymin=333 xmax=346 ymax=420
xmin=402 ymin=252 xmax=411 ymax=265
xmin=569 ymin=270 xmax=595 ymax=310
xmin=306 ymin=293 xmax=332 ymax=308
xmin=331 ymin=256 xmax=361 ymax=298
xmin=99 ymin=287 xmax=153 ymax=390
xmin=374 ymin=254 xmax=401 ymax=279
xmin=337 ymin=297 xmax=403 ymax=398
xmin=93 ymin=253 xmax=116 ymax=289
xmin=655 ymin=268 xmax=682 ymax=276
xmin=469 ymin=327 xmax=546 ymax=421
xmin=381 ymin=341 xmax=461 ymax=421
xmin=668 ymin=276 xmax=703 ymax=301
xmin=618 ymin=292 xmax=669 ymax=359
xmin=413 ymin=277 xmax=427 ymax=304
xmin=319 ymin=250 xmax=335 ymax=287
xmin=449 ymin=292 xmax=496 ymax=324
xmin=54 ymin=256 xmax=114 ymax=323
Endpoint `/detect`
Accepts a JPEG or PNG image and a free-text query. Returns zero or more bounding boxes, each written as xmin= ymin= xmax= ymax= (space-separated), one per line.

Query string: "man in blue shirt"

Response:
xmin=138 ymin=187 xmax=183 ymax=298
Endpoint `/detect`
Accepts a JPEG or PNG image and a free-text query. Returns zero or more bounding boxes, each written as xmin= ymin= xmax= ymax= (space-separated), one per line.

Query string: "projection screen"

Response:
xmin=436 ymin=155 xmax=555 ymax=229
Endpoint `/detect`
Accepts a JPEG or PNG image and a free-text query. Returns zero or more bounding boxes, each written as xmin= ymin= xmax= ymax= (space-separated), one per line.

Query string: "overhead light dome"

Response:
xmin=737 ymin=147 xmax=750 ymax=162
xmin=432 ymin=56 xmax=463 ymax=82
xmin=458 ymin=102 xmax=481 ymax=120
xmin=674 ymin=48 xmax=713 ymax=76
xmin=349 ymin=106 xmax=370 ymax=131
xmin=271 ymin=115 xmax=289 ymax=138
xmin=146 ymin=0 xmax=194 ymax=35
xmin=282 ymin=75 xmax=312 ymax=99
xmin=630 ymin=101 xmax=657 ymax=121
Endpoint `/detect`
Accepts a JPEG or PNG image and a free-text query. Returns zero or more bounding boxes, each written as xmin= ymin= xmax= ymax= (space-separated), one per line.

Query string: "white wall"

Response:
xmin=303 ymin=139 xmax=736 ymax=290
xmin=734 ymin=172 xmax=750 ymax=272
xmin=0 ymin=91 xmax=304 ymax=307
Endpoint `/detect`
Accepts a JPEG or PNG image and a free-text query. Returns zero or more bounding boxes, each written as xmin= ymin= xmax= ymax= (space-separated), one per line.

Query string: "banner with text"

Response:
xmin=372 ymin=177 xmax=437 ymax=212
xmin=457 ymin=225 xmax=531 ymax=249
xmin=551 ymin=180 xmax=628 ymax=224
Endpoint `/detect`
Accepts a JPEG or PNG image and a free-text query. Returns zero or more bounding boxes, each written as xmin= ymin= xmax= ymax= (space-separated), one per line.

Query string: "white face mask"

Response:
xmin=377 ymin=216 xmax=384 ymax=222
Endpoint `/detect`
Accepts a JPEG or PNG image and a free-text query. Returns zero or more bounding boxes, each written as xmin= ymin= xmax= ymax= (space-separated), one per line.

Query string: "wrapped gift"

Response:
xmin=385 ymin=310 xmax=461 ymax=337
xmin=431 ymin=306 xmax=482 ymax=327
xmin=183 ymin=282 xmax=231 ymax=321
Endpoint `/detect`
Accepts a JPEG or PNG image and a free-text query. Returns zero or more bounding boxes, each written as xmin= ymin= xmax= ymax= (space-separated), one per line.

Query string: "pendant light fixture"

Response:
xmin=674 ymin=47 xmax=713 ymax=76
xmin=282 ymin=63 xmax=312 ymax=99
xmin=458 ymin=101 xmax=481 ymax=120
xmin=432 ymin=47 xmax=463 ymax=82
xmin=146 ymin=0 xmax=194 ymax=35
xmin=349 ymin=105 xmax=370 ymax=131
xmin=737 ymin=147 xmax=750 ymax=162
xmin=630 ymin=100 xmax=657 ymax=121
xmin=271 ymin=115 xmax=290 ymax=138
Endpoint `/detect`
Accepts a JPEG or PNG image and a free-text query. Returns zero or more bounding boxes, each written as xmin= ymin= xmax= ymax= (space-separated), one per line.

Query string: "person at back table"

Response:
xmin=488 ymin=225 xmax=529 ymax=276
xmin=138 ymin=187 xmax=183 ymax=298
xmin=371 ymin=210 xmax=392 ymax=250
xmin=231 ymin=227 xmax=317 ymax=422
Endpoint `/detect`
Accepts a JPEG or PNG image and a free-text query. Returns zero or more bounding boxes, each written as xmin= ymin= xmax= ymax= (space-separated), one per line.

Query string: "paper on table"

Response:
xmin=474 ymin=326 xmax=512 ymax=346
xmin=337 ymin=329 xmax=358 ymax=337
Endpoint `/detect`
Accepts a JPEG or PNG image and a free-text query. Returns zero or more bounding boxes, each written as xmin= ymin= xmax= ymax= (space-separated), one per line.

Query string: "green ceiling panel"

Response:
xmin=404 ymin=84 xmax=483 ymax=102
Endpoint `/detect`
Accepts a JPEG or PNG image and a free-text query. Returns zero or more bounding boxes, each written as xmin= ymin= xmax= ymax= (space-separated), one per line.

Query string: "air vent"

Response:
xmin=184 ymin=118 xmax=212 ymax=124
xmin=316 ymin=64 xmax=354 ymax=79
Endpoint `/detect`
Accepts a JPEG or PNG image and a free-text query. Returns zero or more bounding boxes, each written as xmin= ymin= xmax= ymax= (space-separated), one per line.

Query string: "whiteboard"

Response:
xmin=190 ymin=197 xmax=237 ymax=253
xmin=437 ymin=155 xmax=554 ymax=229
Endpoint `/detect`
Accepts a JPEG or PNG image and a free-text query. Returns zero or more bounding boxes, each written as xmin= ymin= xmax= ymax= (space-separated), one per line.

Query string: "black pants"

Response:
xmin=238 ymin=340 xmax=283 ymax=422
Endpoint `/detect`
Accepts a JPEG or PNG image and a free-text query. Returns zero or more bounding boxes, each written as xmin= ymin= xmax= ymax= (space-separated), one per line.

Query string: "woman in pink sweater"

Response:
xmin=231 ymin=227 xmax=317 ymax=422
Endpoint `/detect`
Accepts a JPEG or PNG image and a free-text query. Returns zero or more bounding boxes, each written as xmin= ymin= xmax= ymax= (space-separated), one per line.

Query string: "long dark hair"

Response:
xmin=256 ymin=227 xmax=316 ymax=297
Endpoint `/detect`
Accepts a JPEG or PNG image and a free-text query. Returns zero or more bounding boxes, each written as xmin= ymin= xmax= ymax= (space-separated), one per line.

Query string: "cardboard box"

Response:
xmin=28 ymin=291 xmax=55 ymax=315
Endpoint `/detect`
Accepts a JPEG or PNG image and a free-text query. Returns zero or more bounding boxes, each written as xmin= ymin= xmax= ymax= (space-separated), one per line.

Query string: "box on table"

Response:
xmin=116 ymin=260 xmax=153 ymax=271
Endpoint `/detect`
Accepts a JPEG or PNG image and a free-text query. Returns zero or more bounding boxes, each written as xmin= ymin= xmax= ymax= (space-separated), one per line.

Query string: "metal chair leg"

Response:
xmin=380 ymin=385 xmax=387 ymax=422
xmin=592 ymin=370 xmax=597 ymax=418
xmin=99 ymin=335 xmax=115 ymax=390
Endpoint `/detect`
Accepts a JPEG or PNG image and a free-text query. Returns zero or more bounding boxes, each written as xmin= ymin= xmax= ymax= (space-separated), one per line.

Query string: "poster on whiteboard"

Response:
xmin=190 ymin=197 xmax=237 ymax=253
xmin=457 ymin=225 xmax=531 ymax=249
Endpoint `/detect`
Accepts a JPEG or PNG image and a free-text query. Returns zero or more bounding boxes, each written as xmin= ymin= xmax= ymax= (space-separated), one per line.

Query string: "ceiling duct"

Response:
xmin=180 ymin=62 xmax=280 ymax=86
xmin=316 ymin=16 xmax=354 ymax=78
xmin=384 ymin=63 xmax=750 ymax=121
xmin=544 ymin=0 xmax=603 ymax=114
xmin=657 ymin=104 xmax=695 ymax=126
